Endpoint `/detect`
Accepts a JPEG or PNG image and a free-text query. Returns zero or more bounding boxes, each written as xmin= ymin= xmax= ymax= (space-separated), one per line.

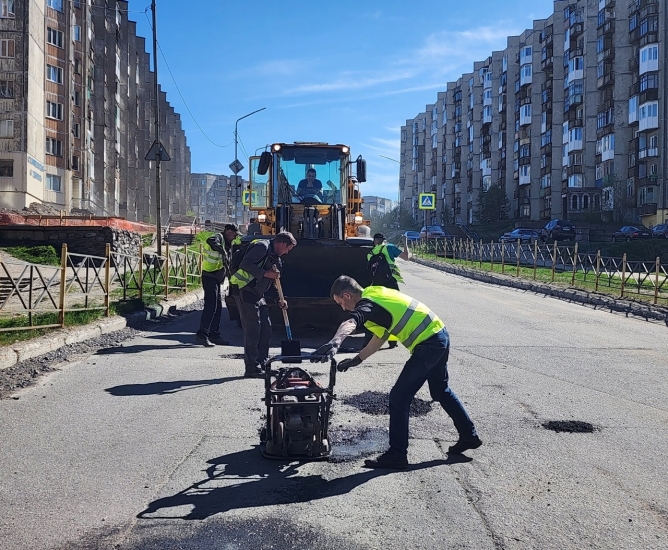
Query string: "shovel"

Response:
xmin=275 ymin=277 xmax=301 ymax=362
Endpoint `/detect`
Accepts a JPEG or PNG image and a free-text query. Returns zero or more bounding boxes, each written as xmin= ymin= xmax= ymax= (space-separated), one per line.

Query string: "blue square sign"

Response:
xmin=418 ymin=193 xmax=436 ymax=210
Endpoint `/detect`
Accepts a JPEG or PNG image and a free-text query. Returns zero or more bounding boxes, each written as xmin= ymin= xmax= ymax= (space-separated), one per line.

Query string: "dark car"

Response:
xmin=611 ymin=226 xmax=652 ymax=242
xmin=403 ymin=230 xmax=421 ymax=242
xmin=419 ymin=225 xmax=448 ymax=238
xmin=652 ymin=223 xmax=668 ymax=239
xmin=540 ymin=219 xmax=576 ymax=242
xmin=499 ymin=228 xmax=540 ymax=243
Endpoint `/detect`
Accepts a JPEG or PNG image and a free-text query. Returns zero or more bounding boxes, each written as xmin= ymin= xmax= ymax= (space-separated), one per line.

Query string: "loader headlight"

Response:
xmin=272 ymin=144 xmax=282 ymax=152
xmin=354 ymin=214 xmax=364 ymax=225
xmin=258 ymin=211 xmax=267 ymax=223
xmin=341 ymin=146 xmax=349 ymax=154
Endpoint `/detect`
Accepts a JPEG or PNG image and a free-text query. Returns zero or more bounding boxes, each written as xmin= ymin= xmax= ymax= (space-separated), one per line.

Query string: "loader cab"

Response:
xmin=249 ymin=142 xmax=366 ymax=240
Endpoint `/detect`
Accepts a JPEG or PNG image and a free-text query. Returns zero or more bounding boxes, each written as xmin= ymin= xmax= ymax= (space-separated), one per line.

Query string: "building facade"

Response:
xmin=362 ymin=195 xmax=394 ymax=219
xmin=400 ymin=0 xmax=667 ymax=228
xmin=0 ymin=0 xmax=190 ymax=223
xmin=190 ymin=173 xmax=249 ymax=227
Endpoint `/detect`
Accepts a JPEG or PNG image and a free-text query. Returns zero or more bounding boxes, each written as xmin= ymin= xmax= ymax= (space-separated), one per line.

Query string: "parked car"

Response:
xmin=611 ymin=225 xmax=652 ymax=242
xmin=403 ymin=230 xmax=421 ymax=243
xmin=652 ymin=223 xmax=668 ymax=239
xmin=499 ymin=228 xmax=540 ymax=243
xmin=419 ymin=225 xmax=448 ymax=238
xmin=540 ymin=219 xmax=576 ymax=242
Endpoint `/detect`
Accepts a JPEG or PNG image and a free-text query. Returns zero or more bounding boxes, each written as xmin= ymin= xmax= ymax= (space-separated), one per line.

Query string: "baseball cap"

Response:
xmin=224 ymin=223 xmax=241 ymax=234
xmin=373 ymin=233 xmax=385 ymax=240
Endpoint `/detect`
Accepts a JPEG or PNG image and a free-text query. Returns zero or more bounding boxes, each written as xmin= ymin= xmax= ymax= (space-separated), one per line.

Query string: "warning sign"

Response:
xmin=242 ymin=190 xmax=258 ymax=206
xmin=418 ymin=193 xmax=436 ymax=210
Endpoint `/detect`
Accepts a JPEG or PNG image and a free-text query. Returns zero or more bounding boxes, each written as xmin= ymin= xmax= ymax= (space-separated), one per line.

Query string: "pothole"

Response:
xmin=328 ymin=427 xmax=388 ymax=463
xmin=542 ymin=420 xmax=597 ymax=433
xmin=343 ymin=391 xmax=433 ymax=417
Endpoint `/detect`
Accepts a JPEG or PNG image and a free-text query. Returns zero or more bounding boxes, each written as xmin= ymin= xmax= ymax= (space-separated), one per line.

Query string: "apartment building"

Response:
xmin=400 ymin=0 xmax=667 ymax=228
xmin=362 ymin=195 xmax=395 ymax=219
xmin=190 ymin=173 xmax=249 ymax=227
xmin=0 ymin=0 xmax=190 ymax=223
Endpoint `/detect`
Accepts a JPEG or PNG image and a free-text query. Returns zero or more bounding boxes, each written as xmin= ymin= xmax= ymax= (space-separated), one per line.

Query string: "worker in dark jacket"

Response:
xmin=312 ymin=275 xmax=481 ymax=469
xmin=229 ymin=231 xmax=297 ymax=378
xmin=195 ymin=224 xmax=242 ymax=346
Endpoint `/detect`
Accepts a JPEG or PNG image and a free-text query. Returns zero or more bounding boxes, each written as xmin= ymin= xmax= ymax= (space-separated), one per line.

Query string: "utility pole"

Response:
xmin=231 ymin=108 xmax=266 ymax=224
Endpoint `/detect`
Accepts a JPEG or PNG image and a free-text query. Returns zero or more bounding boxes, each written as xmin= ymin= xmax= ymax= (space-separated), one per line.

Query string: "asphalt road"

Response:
xmin=1 ymin=260 xmax=667 ymax=550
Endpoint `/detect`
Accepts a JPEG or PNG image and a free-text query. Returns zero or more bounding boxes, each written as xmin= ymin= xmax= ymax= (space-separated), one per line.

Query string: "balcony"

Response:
xmin=570 ymin=22 xmax=584 ymax=37
xmin=598 ymin=20 xmax=615 ymax=37
xmin=598 ymin=47 xmax=615 ymax=62
xmin=638 ymin=202 xmax=657 ymax=216
xmin=639 ymin=32 xmax=659 ymax=48
xmin=540 ymin=208 xmax=552 ymax=220
xmin=541 ymin=56 xmax=554 ymax=71
xmin=567 ymin=165 xmax=584 ymax=177
xmin=597 ymin=72 xmax=615 ymax=89
xmin=640 ymin=88 xmax=659 ymax=103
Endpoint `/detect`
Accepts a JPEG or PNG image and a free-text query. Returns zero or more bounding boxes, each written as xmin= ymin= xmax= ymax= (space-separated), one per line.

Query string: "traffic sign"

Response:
xmin=242 ymin=190 xmax=258 ymax=206
xmin=418 ymin=193 xmax=436 ymax=210
xmin=229 ymin=159 xmax=244 ymax=174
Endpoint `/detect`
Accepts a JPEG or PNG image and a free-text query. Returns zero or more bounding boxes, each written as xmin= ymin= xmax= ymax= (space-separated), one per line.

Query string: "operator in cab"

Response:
xmin=296 ymin=168 xmax=323 ymax=200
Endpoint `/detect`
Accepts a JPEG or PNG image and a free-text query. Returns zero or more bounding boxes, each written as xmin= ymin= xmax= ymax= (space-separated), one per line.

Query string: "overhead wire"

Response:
xmin=143 ymin=11 xmax=234 ymax=149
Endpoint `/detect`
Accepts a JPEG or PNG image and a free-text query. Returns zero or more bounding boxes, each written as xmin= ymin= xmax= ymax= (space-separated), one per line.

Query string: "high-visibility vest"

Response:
xmin=202 ymin=241 xmax=224 ymax=273
xmin=361 ymin=286 xmax=445 ymax=352
xmin=367 ymin=244 xmax=404 ymax=283
xmin=229 ymin=239 xmax=268 ymax=289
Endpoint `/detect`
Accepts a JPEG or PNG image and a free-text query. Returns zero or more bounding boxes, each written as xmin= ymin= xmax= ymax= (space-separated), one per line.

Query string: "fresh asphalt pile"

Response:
xmin=0 ymin=298 xmax=205 ymax=400
xmin=343 ymin=390 xmax=433 ymax=417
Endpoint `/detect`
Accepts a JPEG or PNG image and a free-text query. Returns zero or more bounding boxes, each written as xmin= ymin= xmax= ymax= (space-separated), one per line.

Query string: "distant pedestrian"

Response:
xmin=229 ymin=232 xmax=296 ymax=378
xmin=195 ymin=224 xmax=242 ymax=346
xmin=312 ymin=275 xmax=481 ymax=469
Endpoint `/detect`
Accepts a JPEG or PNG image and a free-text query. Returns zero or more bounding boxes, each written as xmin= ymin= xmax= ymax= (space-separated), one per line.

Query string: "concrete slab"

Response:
xmin=0 ymin=346 xmax=18 ymax=370
xmin=13 ymin=334 xmax=66 ymax=362
xmin=97 ymin=316 xmax=128 ymax=335
xmin=64 ymin=325 xmax=103 ymax=345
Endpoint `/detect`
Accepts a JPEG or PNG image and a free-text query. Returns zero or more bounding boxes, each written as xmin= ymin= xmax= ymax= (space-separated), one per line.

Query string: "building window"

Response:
xmin=0 ymin=159 xmax=12 ymax=176
xmin=46 ymin=64 xmax=63 ymax=84
xmin=0 ymin=119 xmax=13 ymax=138
xmin=74 ymin=58 xmax=81 ymax=74
xmin=72 ymin=122 xmax=80 ymax=138
xmin=47 ymin=28 xmax=64 ymax=48
xmin=46 ymin=137 xmax=63 ymax=156
xmin=46 ymin=101 xmax=63 ymax=120
xmin=72 ymin=156 xmax=79 ymax=171
xmin=73 ymin=90 xmax=81 ymax=106
xmin=46 ymin=174 xmax=61 ymax=191
xmin=46 ymin=0 xmax=63 ymax=11
xmin=0 ymin=79 xmax=13 ymax=98
xmin=0 ymin=39 xmax=15 ymax=58
xmin=0 ymin=0 xmax=14 ymax=18
xmin=73 ymin=25 xmax=81 ymax=41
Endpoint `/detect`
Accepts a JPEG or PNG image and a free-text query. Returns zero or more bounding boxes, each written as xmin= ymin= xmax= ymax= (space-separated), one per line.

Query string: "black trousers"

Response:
xmin=236 ymin=296 xmax=271 ymax=371
xmin=197 ymin=274 xmax=223 ymax=338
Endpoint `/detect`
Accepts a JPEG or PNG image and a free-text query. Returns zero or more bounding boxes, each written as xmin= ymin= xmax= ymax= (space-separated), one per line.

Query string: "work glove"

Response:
xmin=336 ymin=355 xmax=362 ymax=372
xmin=310 ymin=342 xmax=339 ymax=363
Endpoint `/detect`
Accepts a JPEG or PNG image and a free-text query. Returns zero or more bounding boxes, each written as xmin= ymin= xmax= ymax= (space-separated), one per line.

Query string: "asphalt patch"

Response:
xmin=328 ymin=426 xmax=389 ymax=463
xmin=542 ymin=420 xmax=597 ymax=433
xmin=219 ymin=353 xmax=246 ymax=360
xmin=343 ymin=390 xmax=433 ymax=417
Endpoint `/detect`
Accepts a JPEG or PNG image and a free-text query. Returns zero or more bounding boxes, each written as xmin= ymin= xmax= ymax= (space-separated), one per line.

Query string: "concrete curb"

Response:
xmin=0 ymin=289 xmax=204 ymax=371
xmin=412 ymin=257 xmax=668 ymax=326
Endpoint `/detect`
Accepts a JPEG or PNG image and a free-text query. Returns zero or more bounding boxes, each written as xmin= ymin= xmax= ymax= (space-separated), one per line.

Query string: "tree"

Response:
xmin=476 ymin=184 xmax=510 ymax=224
xmin=602 ymin=176 xmax=636 ymax=223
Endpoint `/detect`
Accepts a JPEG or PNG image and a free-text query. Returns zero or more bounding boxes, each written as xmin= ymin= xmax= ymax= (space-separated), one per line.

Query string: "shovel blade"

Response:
xmin=281 ymin=339 xmax=302 ymax=362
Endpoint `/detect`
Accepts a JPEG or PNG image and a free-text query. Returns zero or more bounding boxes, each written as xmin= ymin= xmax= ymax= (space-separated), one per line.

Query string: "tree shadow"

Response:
xmin=105 ymin=376 xmax=244 ymax=396
xmin=137 ymin=446 xmax=454 ymax=521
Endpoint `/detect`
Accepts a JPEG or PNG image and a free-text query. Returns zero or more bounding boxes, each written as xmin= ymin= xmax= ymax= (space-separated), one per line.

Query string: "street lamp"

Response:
xmin=233 ymin=108 xmax=265 ymax=224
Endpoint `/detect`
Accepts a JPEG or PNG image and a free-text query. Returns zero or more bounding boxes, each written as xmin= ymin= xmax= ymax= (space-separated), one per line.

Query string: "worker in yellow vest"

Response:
xmin=195 ymin=224 xmax=242 ymax=346
xmin=312 ymin=275 xmax=481 ymax=469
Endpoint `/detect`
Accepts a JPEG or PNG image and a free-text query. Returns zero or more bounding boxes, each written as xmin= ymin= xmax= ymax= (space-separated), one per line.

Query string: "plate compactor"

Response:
xmin=260 ymin=355 xmax=337 ymax=460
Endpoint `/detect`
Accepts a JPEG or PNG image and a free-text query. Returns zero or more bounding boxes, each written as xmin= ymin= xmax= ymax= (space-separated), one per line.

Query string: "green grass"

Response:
xmin=0 ymin=309 xmax=106 ymax=346
xmin=141 ymin=233 xmax=154 ymax=247
xmin=2 ymin=245 xmax=61 ymax=266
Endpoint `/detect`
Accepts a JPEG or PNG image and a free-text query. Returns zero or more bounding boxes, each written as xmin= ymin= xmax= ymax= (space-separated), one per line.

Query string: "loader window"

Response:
xmin=275 ymin=153 xmax=343 ymax=205
xmin=249 ymin=156 xmax=270 ymax=209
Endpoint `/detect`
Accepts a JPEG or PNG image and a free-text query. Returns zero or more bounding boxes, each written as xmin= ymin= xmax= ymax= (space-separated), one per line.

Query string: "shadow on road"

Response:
xmin=105 ymin=376 xmax=244 ymax=396
xmin=137 ymin=446 xmax=454 ymax=521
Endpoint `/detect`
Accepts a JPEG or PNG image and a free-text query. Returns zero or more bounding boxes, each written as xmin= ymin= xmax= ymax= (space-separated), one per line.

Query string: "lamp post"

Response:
xmin=233 ymin=108 xmax=266 ymax=224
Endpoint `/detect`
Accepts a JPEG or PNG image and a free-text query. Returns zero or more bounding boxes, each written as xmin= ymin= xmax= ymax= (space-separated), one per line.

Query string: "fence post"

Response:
xmin=59 ymin=243 xmax=67 ymax=327
xmin=571 ymin=242 xmax=579 ymax=286
xmin=479 ymin=239 xmax=483 ymax=268
xmin=138 ymin=244 xmax=144 ymax=300
xmin=516 ymin=239 xmax=521 ymax=277
xmin=654 ymin=256 xmax=660 ymax=305
xmin=28 ymin=265 xmax=34 ymax=327
xmin=595 ymin=250 xmax=601 ymax=292
xmin=164 ymin=242 xmax=170 ymax=299
xmin=198 ymin=242 xmax=203 ymax=277
xmin=183 ymin=244 xmax=188 ymax=291
xmin=533 ymin=239 xmax=538 ymax=280
xmin=501 ymin=241 xmax=505 ymax=274
xmin=104 ymin=243 xmax=111 ymax=317
xmin=621 ymin=252 xmax=627 ymax=298
xmin=551 ymin=241 xmax=557 ymax=282
xmin=490 ymin=240 xmax=494 ymax=272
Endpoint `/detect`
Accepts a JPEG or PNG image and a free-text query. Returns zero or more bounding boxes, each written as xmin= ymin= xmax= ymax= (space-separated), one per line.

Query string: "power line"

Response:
xmin=143 ymin=11 xmax=233 ymax=149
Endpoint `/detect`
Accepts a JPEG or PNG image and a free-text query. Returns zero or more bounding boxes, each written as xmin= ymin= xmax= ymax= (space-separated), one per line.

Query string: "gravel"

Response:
xmin=0 ymin=300 xmax=204 ymax=400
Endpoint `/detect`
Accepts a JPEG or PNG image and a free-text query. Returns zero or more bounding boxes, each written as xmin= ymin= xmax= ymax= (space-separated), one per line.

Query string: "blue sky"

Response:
xmin=129 ymin=0 xmax=557 ymax=201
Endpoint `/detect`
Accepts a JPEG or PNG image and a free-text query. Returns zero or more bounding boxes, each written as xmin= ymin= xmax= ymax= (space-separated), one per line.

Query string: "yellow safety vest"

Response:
xmin=229 ymin=239 xmax=266 ymax=289
xmin=361 ymin=286 xmax=445 ymax=352
xmin=202 ymin=241 xmax=223 ymax=273
xmin=367 ymin=244 xmax=404 ymax=283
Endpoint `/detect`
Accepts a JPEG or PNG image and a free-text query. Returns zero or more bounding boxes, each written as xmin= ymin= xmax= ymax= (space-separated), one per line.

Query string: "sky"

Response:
xmin=128 ymin=0 xmax=557 ymax=202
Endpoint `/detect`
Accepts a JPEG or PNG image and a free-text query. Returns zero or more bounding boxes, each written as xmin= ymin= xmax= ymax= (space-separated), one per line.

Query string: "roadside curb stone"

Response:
xmin=0 ymin=289 xmax=205 ymax=371
xmin=412 ymin=257 xmax=668 ymax=326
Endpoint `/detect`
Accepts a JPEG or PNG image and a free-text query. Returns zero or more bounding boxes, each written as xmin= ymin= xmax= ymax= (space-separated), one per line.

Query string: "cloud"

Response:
xmin=283 ymin=69 xmax=415 ymax=95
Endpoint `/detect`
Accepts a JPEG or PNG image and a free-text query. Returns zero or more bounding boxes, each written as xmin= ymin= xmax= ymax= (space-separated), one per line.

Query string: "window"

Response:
xmin=46 ymin=65 xmax=63 ymax=84
xmin=46 ymin=0 xmax=63 ymax=11
xmin=72 ymin=122 xmax=80 ymax=138
xmin=46 ymin=137 xmax=63 ymax=156
xmin=0 ymin=39 xmax=15 ymax=58
xmin=47 ymin=28 xmax=64 ymax=48
xmin=0 ymin=0 xmax=14 ymax=18
xmin=73 ymin=25 xmax=81 ymax=41
xmin=72 ymin=156 xmax=79 ymax=170
xmin=0 ymin=79 xmax=13 ymax=98
xmin=46 ymin=101 xmax=63 ymax=120
xmin=74 ymin=58 xmax=81 ymax=74
xmin=0 ymin=119 xmax=13 ymax=138
xmin=46 ymin=174 xmax=61 ymax=191
xmin=73 ymin=90 xmax=81 ymax=106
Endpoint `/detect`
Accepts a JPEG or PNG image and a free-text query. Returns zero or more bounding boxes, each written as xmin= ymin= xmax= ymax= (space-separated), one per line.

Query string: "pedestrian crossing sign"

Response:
xmin=242 ymin=190 xmax=258 ymax=206
xmin=419 ymin=193 xmax=436 ymax=210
